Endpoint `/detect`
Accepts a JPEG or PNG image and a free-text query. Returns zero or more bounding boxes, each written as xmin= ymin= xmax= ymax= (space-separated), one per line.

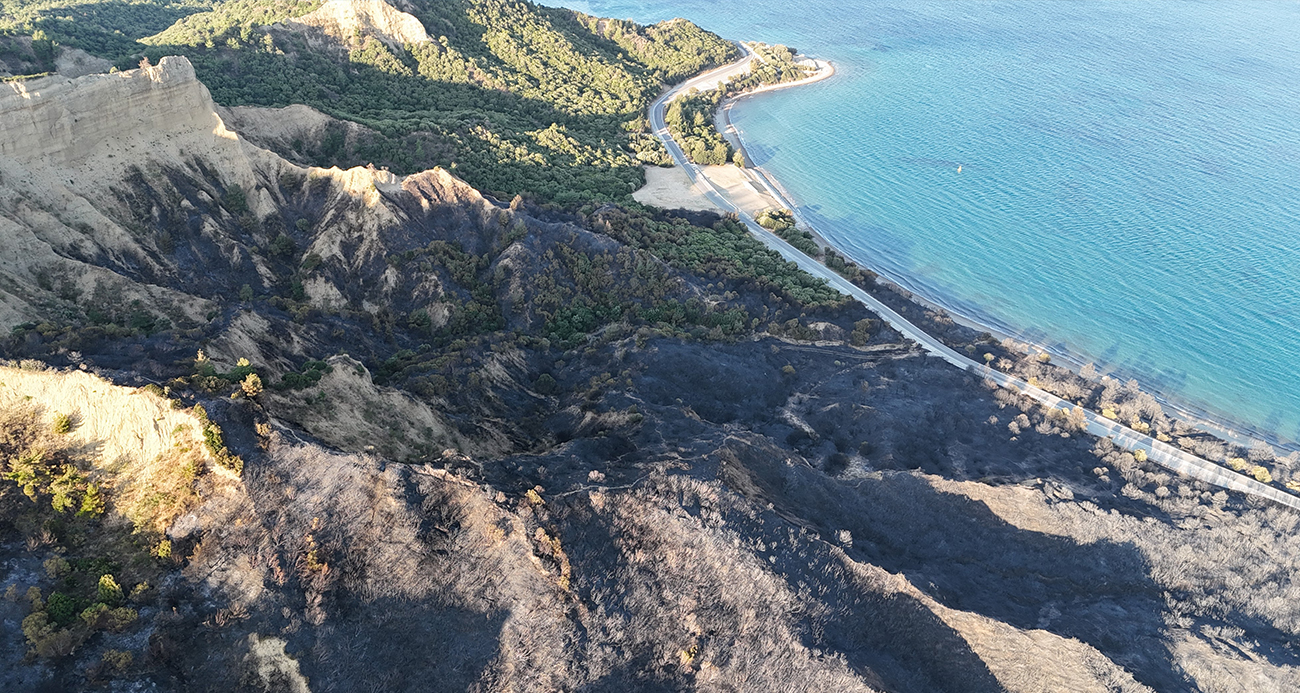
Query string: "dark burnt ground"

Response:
xmin=473 ymin=332 xmax=1299 ymax=693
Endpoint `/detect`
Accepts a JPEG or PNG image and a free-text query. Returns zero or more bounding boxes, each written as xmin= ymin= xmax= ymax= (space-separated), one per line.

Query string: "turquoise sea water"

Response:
xmin=557 ymin=0 xmax=1300 ymax=444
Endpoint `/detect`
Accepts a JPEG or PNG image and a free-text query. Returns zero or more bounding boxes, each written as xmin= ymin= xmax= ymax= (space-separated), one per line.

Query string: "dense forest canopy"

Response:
xmin=1 ymin=0 xmax=740 ymax=205
xmin=0 ymin=0 xmax=212 ymax=57
xmin=665 ymin=86 xmax=735 ymax=166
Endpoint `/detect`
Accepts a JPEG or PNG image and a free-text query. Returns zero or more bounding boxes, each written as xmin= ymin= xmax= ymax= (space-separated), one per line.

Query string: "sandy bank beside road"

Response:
xmin=632 ymin=162 xmax=786 ymax=218
xmin=632 ymin=165 xmax=720 ymax=211
xmin=634 ymin=53 xmax=836 ymax=219
xmin=699 ymin=164 xmax=782 ymax=215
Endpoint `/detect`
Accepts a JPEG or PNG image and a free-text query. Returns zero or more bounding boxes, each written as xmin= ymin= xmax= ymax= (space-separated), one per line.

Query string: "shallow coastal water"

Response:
xmin=556 ymin=0 xmax=1300 ymax=444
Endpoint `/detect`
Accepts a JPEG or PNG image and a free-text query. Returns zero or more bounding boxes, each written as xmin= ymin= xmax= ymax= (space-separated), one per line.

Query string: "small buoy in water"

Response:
xmin=957 ymin=165 xmax=962 ymax=173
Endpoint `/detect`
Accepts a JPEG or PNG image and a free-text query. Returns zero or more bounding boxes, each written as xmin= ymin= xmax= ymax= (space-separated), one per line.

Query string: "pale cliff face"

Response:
xmin=0 ymin=55 xmax=481 ymax=338
xmin=1 ymin=57 xmax=234 ymax=169
xmin=0 ymin=57 xmax=261 ymax=326
xmin=288 ymin=0 xmax=432 ymax=49
xmin=0 ymin=52 xmax=516 ymax=459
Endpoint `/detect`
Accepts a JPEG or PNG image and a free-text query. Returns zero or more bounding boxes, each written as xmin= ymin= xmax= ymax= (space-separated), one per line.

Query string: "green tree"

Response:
xmin=31 ymin=30 xmax=56 ymax=65
xmin=97 ymin=574 xmax=124 ymax=607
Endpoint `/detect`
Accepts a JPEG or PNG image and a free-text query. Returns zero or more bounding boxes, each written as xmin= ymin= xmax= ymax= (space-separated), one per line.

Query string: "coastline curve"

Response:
xmin=649 ymin=49 xmax=1300 ymax=512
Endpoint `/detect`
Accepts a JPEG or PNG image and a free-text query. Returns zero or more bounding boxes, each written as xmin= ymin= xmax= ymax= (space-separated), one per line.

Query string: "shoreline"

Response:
xmin=646 ymin=48 xmax=1300 ymax=503
xmin=718 ymin=55 xmax=835 ymax=174
xmin=718 ymin=98 xmax=1299 ymax=453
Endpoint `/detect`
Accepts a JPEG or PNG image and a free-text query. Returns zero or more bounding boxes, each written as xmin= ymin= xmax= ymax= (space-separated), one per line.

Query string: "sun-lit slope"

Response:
xmin=0 ymin=365 xmax=206 ymax=472
xmin=0 ymin=56 xmax=506 ymax=458
xmin=0 ymin=54 xmax=487 ymax=336
xmin=0 ymin=58 xmax=237 ymax=327
xmin=130 ymin=0 xmax=739 ymax=202
xmin=288 ymin=0 xmax=431 ymax=48
xmin=0 ymin=361 xmax=224 ymax=543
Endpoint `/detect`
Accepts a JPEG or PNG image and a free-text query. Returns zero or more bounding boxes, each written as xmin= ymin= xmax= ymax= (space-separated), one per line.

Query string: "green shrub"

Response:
xmin=222 ymin=185 xmax=247 ymax=214
xmin=105 ymin=607 xmax=137 ymax=632
xmin=49 ymin=466 xmax=89 ymax=513
xmin=756 ymin=209 xmax=796 ymax=233
xmin=51 ymin=412 xmax=71 ymax=434
xmin=824 ymin=249 xmax=876 ymax=286
xmin=46 ymin=591 xmax=80 ymax=626
xmin=201 ymin=420 xmax=225 ymax=457
xmin=80 ymin=602 xmax=137 ymax=632
xmin=78 ymin=483 xmax=105 ymax=517
xmin=268 ymin=233 xmax=295 ymax=257
xmin=190 ymin=406 xmax=243 ymax=474
xmin=20 ymin=609 xmax=86 ymax=658
xmin=240 ymin=373 xmax=264 ymax=397
xmin=22 ymin=611 xmax=52 ymax=643
xmin=80 ymin=602 xmax=109 ymax=627
xmin=129 ymin=581 xmax=152 ymax=600
xmin=3 ymin=450 xmax=44 ymax=500
xmin=849 ymin=319 xmax=876 ymax=346
xmin=534 ymin=373 xmax=558 ymax=395
xmin=97 ymin=574 xmax=124 ymax=607
xmin=278 ymin=360 xmax=331 ymax=390
xmin=101 ymin=649 xmax=133 ymax=673
xmin=43 ymin=557 xmax=70 ymax=579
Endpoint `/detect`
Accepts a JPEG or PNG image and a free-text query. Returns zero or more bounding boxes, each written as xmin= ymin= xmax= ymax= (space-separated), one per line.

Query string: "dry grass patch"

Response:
xmin=0 ymin=364 xmax=212 ymax=534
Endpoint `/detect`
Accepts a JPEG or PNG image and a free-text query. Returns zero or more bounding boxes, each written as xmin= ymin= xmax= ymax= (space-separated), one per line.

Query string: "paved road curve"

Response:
xmin=647 ymin=52 xmax=1300 ymax=512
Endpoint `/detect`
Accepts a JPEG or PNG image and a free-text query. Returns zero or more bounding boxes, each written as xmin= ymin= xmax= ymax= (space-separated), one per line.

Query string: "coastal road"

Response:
xmin=648 ymin=54 xmax=1300 ymax=511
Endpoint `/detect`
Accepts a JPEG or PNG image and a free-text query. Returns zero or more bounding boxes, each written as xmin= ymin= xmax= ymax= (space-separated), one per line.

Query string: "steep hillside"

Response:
xmin=0 ymin=57 xmax=233 ymax=328
xmin=0 ymin=363 xmax=224 ymax=690
xmin=137 ymin=0 xmax=737 ymax=203
xmin=4 ymin=0 xmax=738 ymax=203
xmin=3 ymin=6 xmax=1300 ymax=693
xmin=0 ymin=54 xmax=834 ymax=457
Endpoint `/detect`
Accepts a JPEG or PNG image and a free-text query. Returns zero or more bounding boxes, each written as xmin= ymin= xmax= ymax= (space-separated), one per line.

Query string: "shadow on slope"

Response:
xmin=718 ymin=436 xmax=1180 ymax=691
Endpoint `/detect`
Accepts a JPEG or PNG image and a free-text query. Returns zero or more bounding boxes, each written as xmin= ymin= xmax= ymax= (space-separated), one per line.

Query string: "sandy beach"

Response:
xmin=632 ymin=54 xmax=835 ymax=216
xmin=632 ymin=162 xmax=788 ymax=218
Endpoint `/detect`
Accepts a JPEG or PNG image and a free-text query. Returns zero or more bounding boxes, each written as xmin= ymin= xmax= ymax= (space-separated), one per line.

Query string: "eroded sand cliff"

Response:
xmin=287 ymin=0 xmax=432 ymax=48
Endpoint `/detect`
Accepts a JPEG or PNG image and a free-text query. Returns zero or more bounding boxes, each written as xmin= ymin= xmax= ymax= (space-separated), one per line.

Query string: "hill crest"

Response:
xmin=287 ymin=0 xmax=431 ymax=49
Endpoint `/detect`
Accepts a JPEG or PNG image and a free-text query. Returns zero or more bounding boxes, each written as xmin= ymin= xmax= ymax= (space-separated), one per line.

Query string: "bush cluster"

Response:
xmin=192 ymin=403 xmax=243 ymax=475
xmin=664 ymin=87 xmax=733 ymax=166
